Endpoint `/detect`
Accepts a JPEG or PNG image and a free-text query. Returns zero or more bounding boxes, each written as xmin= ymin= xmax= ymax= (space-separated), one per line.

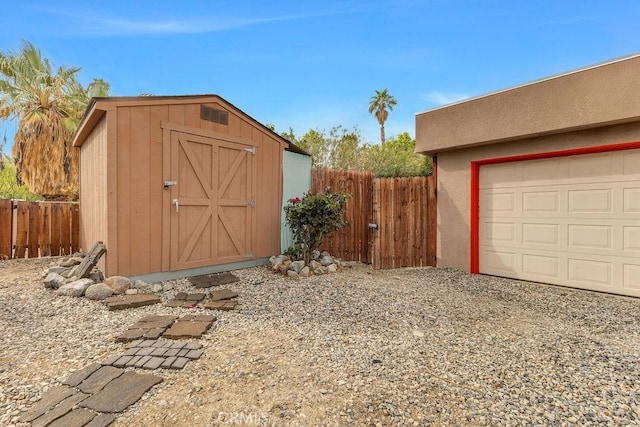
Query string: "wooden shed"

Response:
xmin=72 ymin=95 xmax=308 ymax=281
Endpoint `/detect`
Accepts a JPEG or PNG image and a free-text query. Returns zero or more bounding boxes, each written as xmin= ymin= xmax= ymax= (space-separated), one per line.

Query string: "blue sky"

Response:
xmin=1 ymin=0 xmax=639 ymax=150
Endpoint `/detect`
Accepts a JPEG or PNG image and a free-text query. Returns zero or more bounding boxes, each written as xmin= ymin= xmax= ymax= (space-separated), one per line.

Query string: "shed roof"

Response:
xmin=415 ymin=53 xmax=640 ymax=155
xmin=72 ymin=94 xmax=308 ymax=155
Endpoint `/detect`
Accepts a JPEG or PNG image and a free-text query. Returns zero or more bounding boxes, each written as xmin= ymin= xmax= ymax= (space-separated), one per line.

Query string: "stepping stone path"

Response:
xmin=165 ymin=288 xmax=239 ymax=311
xmin=18 ymin=367 xmax=160 ymax=426
xmin=105 ymin=294 xmax=161 ymax=311
xmin=115 ymin=314 xmax=215 ymax=342
xmin=189 ymin=271 xmax=239 ymax=288
xmin=20 ymin=277 xmax=241 ymax=426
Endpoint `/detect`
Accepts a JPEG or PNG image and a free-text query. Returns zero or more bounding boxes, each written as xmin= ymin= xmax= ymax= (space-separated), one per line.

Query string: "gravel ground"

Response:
xmin=1 ymin=257 xmax=640 ymax=426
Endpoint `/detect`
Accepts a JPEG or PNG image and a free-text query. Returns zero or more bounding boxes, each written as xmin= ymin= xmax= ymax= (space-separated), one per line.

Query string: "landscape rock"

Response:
xmin=56 ymin=278 xmax=95 ymax=297
xmin=300 ymin=266 xmax=310 ymax=277
xmin=269 ymin=254 xmax=290 ymax=266
xmin=89 ymin=270 xmax=105 ymax=283
xmin=150 ymin=284 xmax=163 ymax=293
xmin=327 ymin=264 xmax=338 ymax=273
xmin=61 ymin=256 xmax=84 ymax=267
xmin=43 ymin=273 xmax=66 ymax=289
xmin=309 ymin=260 xmax=321 ymax=270
xmin=320 ymin=256 xmax=334 ymax=266
xmin=290 ymin=260 xmax=305 ymax=273
xmin=105 ymin=276 xmax=131 ymax=294
xmin=162 ymin=283 xmax=174 ymax=291
xmin=125 ymin=289 xmax=138 ymax=295
xmin=85 ymin=283 xmax=114 ymax=300
xmin=46 ymin=266 xmax=67 ymax=275
xmin=287 ymin=270 xmax=299 ymax=278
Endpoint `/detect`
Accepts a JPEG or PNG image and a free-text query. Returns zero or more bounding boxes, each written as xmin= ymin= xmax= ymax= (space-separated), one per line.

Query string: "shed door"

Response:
xmin=479 ymin=148 xmax=640 ymax=297
xmin=169 ymin=131 xmax=255 ymax=271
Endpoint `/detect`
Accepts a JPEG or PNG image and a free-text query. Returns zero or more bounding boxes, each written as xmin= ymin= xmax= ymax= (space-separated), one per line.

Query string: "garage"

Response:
xmin=474 ymin=145 xmax=640 ymax=297
xmin=415 ymin=54 xmax=640 ymax=297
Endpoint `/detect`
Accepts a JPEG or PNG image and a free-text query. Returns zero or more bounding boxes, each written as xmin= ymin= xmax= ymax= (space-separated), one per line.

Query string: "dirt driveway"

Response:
xmin=1 ymin=258 xmax=640 ymax=426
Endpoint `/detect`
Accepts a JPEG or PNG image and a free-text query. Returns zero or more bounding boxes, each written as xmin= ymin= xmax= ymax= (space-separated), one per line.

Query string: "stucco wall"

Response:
xmin=437 ymin=121 xmax=640 ymax=271
xmin=416 ymin=55 xmax=640 ymax=154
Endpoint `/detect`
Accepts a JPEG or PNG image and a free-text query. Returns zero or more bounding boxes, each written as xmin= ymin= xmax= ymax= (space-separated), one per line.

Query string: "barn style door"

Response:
xmin=168 ymin=131 xmax=255 ymax=271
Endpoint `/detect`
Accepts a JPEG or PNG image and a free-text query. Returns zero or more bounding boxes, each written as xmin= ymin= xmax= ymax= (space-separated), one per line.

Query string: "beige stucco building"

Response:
xmin=416 ymin=54 xmax=640 ymax=297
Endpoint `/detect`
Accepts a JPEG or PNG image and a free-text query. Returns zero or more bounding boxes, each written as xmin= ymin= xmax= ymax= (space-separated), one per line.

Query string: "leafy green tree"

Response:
xmin=368 ymin=88 xmax=397 ymax=144
xmin=0 ymin=152 xmax=42 ymax=201
xmin=0 ymin=40 xmax=109 ymax=199
xmin=296 ymin=129 xmax=332 ymax=168
xmin=362 ymin=132 xmax=431 ymax=177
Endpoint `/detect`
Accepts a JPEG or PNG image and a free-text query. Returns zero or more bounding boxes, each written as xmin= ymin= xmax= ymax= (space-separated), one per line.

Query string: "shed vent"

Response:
xmin=200 ymin=105 xmax=229 ymax=125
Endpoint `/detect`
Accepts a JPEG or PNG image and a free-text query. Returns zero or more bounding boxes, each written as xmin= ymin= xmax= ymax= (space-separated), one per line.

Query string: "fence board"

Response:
xmin=71 ymin=204 xmax=80 ymax=253
xmin=14 ymin=202 xmax=29 ymax=258
xmin=50 ymin=203 xmax=61 ymax=256
xmin=0 ymin=200 xmax=12 ymax=258
xmin=28 ymin=203 xmax=40 ymax=258
xmin=60 ymin=204 xmax=71 ymax=255
xmin=40 ymin=203 xmax=51 ymax=257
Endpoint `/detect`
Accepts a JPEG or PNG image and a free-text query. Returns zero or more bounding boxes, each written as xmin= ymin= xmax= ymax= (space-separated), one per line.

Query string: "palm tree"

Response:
xmin=368 ymin=88 xmax=397 ymax=144
xmin=0 ymin=41 xmax=107 ymax=199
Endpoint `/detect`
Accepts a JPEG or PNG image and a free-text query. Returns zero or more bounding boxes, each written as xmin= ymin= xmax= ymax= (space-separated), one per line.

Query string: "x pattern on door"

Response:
xmin=169 ymin=131 xmax=255 ymax=270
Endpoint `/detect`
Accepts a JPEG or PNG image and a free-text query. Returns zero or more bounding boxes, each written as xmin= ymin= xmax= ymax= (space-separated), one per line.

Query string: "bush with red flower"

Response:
xmin=284 ymin=189 xmax=350 ymax=264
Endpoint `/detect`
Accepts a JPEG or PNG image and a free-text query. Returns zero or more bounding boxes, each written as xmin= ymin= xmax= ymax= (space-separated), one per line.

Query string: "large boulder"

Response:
xmin=289 ymin=260 xmax=305 ymax=273
xmin=104 ymin=276 xmax=131 ymax=294
xmin=56 ymin=278 xmax=95 ymax=297
xmin=85 ymin=283 xmax=114 ymax=300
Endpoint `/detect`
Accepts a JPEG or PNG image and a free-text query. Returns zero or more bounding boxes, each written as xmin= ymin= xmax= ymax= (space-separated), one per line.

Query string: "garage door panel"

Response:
xmin=623 ymin=151 xmax=640 ymax=175
xmin=479 ymin=148 xmax=640 ymax=297
xmin=522 ymin=254 xmax=559 ymax=279
xmin=567 ymin=225 xmax=612 ymax=250
xmin=568 ymin=153 xmax=614 ymax=178
xmin=567 ymin=258 xmax=613 ymax=287
xmin=522 ymin=223 xmax=559 ymax=246
xmin=623 ymin=226 xmax=640 ymax=251
xmin=522 ymin=191 xmax=559 ymax=212
xmin=623 ymin=263 xmax=640 ymax=290
xmin=483 ymin=250 xmax=517 ymax=273
xmin=567 ymin=189 xmax=612 ymax=213
xmin=623 ymin=188 xmax=640 ymax=212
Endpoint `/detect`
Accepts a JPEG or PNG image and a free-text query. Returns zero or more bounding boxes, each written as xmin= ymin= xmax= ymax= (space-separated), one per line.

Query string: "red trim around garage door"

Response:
xmin=469 ymin=140 xmax=640 ymax=274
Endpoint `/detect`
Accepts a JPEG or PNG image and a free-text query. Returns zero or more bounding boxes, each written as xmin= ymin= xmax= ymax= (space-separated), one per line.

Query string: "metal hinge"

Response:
xmin=245 ymin=200 xmax=255 ymax=207
xmin=244 ymin=252 xmax=254 ymax=258
xmin=245 ymin=147 xmax=256 ymax=154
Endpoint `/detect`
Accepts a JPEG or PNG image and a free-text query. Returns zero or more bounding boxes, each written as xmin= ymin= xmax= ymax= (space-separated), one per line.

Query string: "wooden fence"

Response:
xmin=311 ymin=169 xmax=436 ymax=269
xmin=312 ymin=169 xmax=373 ymax=263
xmin=0 ymin=199 xmax=80 ymax=259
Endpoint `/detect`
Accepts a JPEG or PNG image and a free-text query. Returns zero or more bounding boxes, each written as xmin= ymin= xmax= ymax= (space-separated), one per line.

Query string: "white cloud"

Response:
xmin=423 ymin=91 xmax=469 ymax=106
xmin=37 ymin=7 xmax=357 ymax=36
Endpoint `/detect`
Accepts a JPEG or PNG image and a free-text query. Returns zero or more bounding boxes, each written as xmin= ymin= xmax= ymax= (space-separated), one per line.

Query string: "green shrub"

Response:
xmin=284 ymin=189 xmax=351 ymax=264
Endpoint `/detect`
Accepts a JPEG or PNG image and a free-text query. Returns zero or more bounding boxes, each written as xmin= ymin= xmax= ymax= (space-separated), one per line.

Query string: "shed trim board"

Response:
xmin=470 ymin=140 xmax=640 ymax=297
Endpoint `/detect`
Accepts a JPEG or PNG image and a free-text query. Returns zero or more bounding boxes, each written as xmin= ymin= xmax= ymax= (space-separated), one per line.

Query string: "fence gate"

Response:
xmin=0 ymin=199 xmax=80 ymax=259
xmin=311 ymin=170 xmax=436 ymax=269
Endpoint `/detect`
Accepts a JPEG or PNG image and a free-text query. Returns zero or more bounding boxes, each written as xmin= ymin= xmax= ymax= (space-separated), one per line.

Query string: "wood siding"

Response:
xmin=311 ymin=169 xmax=436 ymax=269
xmin=79 ymin=97 xmax=285 ymax=277
xmin=79 ymin=116 xmax=108 ymax=271
xmin=0 ymin=200 xmax=79 ymax=258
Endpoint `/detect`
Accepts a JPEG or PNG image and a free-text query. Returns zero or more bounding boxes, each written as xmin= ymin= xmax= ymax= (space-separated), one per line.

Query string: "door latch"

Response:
xmin=173 ymin=199 xmax=179 ymax=213
xmin=164 ymin=180 xmax=177 ymax=189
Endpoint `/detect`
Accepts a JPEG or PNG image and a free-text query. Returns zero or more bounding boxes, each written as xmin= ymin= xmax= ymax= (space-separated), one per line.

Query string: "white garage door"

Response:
xmin=479 ymin=148 xmax=640 ymax=297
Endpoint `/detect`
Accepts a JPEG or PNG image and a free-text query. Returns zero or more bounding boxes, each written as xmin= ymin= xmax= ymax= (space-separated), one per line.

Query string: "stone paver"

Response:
xmin=81 ymin=371 xmax=163 ymax=413
xmin=48 ymin=408 xmax=98 ymax=427
xmin=32 ymin=391 xmax=89 ymax=427
xmin=208 ymin=289 xmax=239 ymax=301
xmin=163 ymin=320 xmax=212 ymax=339
xmin=105 ymin=294 xmax=161 ymax=311
xmin=203 ymin=299 xmax=237 ymax=311
xmin=189 ymin=271 xmax=239 ymax=288
xmin=18 ymin=386 xmax=75 ymax=422
xmin=78 ymin=366 xmax=124 ymax=394
xmin=115 ymin=329 xmax=146 ymax=342
xmin=102 ymin=338 xmax=204 ymax=370
xmin=142 ymin=356 xmax=164 ymax=370
xmin=62 ymin=363 xmax=102 ymax=387
xmin=86 ymin=413 xmax=116 ymax=427
xmin=170 ymin=357 xmax=189 ymax=370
